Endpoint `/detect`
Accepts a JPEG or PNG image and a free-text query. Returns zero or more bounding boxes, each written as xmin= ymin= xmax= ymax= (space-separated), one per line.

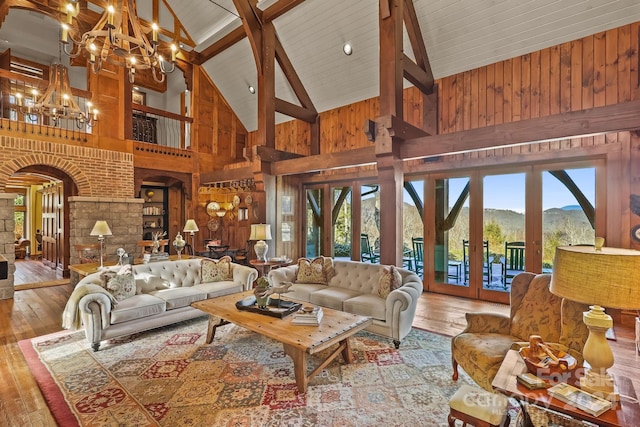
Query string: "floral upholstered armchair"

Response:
xmin=451 ymin=272 xmax=589 ymax=391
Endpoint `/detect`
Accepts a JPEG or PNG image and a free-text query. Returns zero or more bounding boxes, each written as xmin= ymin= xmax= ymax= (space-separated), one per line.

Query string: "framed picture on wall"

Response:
xmin=281 ymin=222 xmax=292 ymax=242
xmin=132 ymin=90 xmax=146 ymax=105
xmin=282 ymin=195 xmax=293 ymax=215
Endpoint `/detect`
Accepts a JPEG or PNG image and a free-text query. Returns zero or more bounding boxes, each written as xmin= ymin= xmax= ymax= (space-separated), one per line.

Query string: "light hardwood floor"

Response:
xmin=1 ymin=285 xmax=638 ymax=426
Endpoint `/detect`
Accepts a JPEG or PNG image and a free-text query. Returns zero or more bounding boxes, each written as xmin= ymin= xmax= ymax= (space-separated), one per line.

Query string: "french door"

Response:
xmin=425 ymin=160 xmax=601 ymax=304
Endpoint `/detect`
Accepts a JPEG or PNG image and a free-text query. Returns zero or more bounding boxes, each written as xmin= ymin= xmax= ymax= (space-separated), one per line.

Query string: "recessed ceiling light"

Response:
xmin=343 ymin=43 xmax=352 ymax=56
xmin=248 ymin=85 xmax=255 ymax=94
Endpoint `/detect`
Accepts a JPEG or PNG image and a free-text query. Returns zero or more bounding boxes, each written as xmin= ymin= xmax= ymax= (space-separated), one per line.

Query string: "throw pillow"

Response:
xmin=295 ymin=256 xmax=334 ymax=284
xmin=105 ymin=273 xmax=136 ymax=301
xmin=201 ymin=256 xmax=233 ymax=282
xmin=377 ymin=265 xmax=402 ymax=298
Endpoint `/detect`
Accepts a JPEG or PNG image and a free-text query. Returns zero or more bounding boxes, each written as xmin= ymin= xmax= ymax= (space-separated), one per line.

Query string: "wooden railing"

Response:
xmin=130 ymin=104 xmax=193 ymax=149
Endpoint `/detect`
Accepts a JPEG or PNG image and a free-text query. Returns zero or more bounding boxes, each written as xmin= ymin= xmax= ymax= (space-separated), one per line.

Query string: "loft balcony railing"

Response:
xmin=0 ymin=69 xmax=93 ymax=142
xmin=130 ymin=104 xmax=193 ymax=150
xmin=0 ymin=69 xmax=192 ymax=149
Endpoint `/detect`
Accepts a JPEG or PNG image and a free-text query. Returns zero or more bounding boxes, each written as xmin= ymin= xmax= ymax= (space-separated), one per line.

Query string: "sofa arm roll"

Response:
xmin=463 ymin=312 xmax=510 ymax=334
xmin=78 ymin=292 xmax=113 ymax=330
xmin=232 ymin=264 xmax=259 ymax=291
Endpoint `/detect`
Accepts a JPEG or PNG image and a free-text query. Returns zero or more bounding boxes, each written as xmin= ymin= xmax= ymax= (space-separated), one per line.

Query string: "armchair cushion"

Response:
xmin=509 ymin=273 xmax=562 ymax=342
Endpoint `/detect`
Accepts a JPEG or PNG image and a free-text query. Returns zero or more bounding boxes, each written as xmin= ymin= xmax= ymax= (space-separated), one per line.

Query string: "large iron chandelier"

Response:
xmin=61 ymin=0 xmax=177 ymax=83
xmin=15 ymin=63 xmax=98 ymax=128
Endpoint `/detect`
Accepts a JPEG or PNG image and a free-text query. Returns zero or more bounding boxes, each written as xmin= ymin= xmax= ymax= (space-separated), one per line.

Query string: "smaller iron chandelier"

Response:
xmin=61 ymin=0 xmax=177 ymax=84
xmin=15 ymin=64 xmax=98 ymax=129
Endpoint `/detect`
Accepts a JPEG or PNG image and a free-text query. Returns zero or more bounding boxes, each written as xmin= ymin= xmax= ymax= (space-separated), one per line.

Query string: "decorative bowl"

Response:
xmin=519 ymin=345 xmax=578 ymax=382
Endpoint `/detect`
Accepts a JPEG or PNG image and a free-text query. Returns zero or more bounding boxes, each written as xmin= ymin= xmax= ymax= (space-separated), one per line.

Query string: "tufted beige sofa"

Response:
xmin=73 ymin=258 xmax=257 ymax=351
xmin=268 ymin=260 xmax=423 ymax=348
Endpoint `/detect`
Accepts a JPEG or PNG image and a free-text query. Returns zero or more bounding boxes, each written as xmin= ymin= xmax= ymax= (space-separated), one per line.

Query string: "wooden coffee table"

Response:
xmin=192 ymin=291 xmax=372 ymax=392
xmin=492 ymin=349 xmax=640 ymax=427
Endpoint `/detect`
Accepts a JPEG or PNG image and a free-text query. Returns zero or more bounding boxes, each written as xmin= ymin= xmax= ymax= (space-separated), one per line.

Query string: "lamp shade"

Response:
xmin=550 ymin=246 xmax=640 ymax=309
xmin=183 ymin=219 xmax=199 ymax=233
xmin=90 ymin=220 xmax=112 ymax=237
xmin=250 ymin=224 xmax=272 ymax=241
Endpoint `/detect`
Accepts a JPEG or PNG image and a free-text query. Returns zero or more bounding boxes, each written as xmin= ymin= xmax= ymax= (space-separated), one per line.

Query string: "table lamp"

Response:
xmin=550 ymin=241 xmax=640 ymax=401
xmin=183 ymin=219 xmax=199 ymax=257
xmin=89 ymin=220 xmax=112 ymax=270
xmin=250 ymin=223 xmax=272 ymax=261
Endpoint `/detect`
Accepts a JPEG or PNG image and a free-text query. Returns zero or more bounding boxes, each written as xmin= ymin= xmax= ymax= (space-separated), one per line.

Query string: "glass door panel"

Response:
xmin=403 ymin=179 xmax=424 ymax=273
xmin=361 ymin=184 xmax=380 ymax=262
xmin=305 ymin=188 xmax=323 ymax=257
xmin=483 ymin=172 xmax=526 ymax=291
xmin=332 ymin=186 xmax=352 ymax=260
xmin=433 ymin=177 xmax=470 ymax=285
xmin=542 ymin=167 xmax=596 ymax=271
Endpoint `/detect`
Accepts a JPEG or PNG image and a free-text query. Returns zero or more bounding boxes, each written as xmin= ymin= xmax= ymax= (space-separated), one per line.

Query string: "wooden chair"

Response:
xmin=412 ymin=237 xmax=424 ymax=276
xmin=502 ymin=241 xmax=525 ymax=286
xmin=74 ymin=243 xmax=103 ymax=264
xmin=462 ymin=240 xmax=491 ymax=284
xmin=138 ymin=239 xmax=169 ymax=257
xmin=360 ymin=233 xmax=380 ymax=263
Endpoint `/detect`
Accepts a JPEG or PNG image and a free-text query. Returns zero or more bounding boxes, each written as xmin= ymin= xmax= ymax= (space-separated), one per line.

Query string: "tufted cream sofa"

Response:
xmin=268 ymin=260 xmax=423 ymax=348
xmin=73 ymin=258 xmax=257 ymax=351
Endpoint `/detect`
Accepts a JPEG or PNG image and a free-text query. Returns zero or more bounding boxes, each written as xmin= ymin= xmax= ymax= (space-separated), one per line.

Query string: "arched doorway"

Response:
xmin=9 ymin=166 xmax=78 ymax=287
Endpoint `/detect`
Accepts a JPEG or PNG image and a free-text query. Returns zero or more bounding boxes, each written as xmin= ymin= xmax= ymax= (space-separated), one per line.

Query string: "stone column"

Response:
xmin=0 ymin=193 xmax=16 ymax=300
xmin=68 ymin=196 xmax=144 ymax=285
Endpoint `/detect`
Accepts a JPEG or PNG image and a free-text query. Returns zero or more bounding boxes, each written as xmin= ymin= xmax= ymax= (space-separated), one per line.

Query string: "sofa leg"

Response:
xmin=452 ymin=358 xmax=459 ymax=381
xmin=91 ymin=342 xmax=100 ymax=352
xmin=393 ymin=339 xmax=400 ymax=349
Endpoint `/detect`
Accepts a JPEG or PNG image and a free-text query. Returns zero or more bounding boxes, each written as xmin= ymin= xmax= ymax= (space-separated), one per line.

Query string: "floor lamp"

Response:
xmin=550 ymin=242 xmax=640 ymax=401
xmin=183 ymin=219 xmax=199 ymax=257
xmin=90 ymin=220 xmax=112 ymax=270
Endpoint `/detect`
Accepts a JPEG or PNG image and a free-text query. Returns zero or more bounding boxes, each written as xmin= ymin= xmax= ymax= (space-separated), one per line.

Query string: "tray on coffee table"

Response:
xmin=235 ymin=295 xmax=302 ymax=318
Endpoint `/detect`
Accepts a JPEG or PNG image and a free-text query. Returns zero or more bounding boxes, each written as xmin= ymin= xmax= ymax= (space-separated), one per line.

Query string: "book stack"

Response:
xmin=547 ymin=383 xmax=612 ymax=417
xmin=292 ymin=306 xmax=324 ymax=326
xmin=516 ymin=373 xmax=548 ymax=390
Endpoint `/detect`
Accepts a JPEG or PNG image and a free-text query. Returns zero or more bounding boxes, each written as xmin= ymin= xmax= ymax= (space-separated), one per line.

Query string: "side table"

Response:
xmin=492 ymin=350 xmax=640 ymax=427
xmin=249 ymin=259 xmax=292 ymax=277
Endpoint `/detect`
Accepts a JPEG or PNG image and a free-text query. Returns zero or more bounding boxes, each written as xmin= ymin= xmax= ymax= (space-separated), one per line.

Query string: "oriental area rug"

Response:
xmin=21 ymin=318 xmax=517 ymax=426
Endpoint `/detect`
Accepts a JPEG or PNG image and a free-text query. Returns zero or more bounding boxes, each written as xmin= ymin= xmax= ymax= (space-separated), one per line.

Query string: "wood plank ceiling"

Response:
xmin=2 ymin=0 xmax=640 ymax=133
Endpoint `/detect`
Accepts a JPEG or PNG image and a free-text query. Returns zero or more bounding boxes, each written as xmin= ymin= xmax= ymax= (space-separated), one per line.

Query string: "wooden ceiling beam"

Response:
xmin=271 ymin=147 xmax=376 ymax=176
xmin=200 ymin=166 xmax=253 ymax=185
xmin=402 ymin=53 xmax=432 ymax=95
xmin=275 ymin=98 xmax=316 ymax=123
xmin=403 ymin=0 xmax=433 ymax=91
xmin=193 ymin=0 xmax=307 ymax=65
xmin=263 ymin=0 xmax=306 ymax=21
xmin=401 ymin=99 xmax=640 ymax=159
xmin=275 ymin=37 xmax=316 ymax=114
xmin=233 ymin=0 xmax=264 ymax=74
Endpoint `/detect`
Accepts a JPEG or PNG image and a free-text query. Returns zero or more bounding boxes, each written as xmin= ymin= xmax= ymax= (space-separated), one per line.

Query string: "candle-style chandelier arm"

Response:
xmin=60 ymin=0 xmax=177 ymax=84
xmin=14 ymin=64 xmax=98 ymax=129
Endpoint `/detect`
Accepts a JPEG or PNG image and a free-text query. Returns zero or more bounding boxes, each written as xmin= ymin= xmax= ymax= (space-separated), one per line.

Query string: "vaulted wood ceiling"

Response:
xmin=2 ymin=0 xmax=640 ymax=133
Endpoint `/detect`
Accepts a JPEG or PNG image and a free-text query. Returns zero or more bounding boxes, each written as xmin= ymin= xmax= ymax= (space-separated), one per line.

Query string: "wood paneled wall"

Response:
xmin=253 ymin=22 xmax=638 ymax=165
xmin=192 ymin=65 xmax=249 ymax=174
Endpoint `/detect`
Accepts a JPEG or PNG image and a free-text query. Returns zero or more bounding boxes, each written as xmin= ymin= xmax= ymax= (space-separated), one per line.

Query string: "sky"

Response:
xmin=404 ymin=167 xmax=595 ymax=212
